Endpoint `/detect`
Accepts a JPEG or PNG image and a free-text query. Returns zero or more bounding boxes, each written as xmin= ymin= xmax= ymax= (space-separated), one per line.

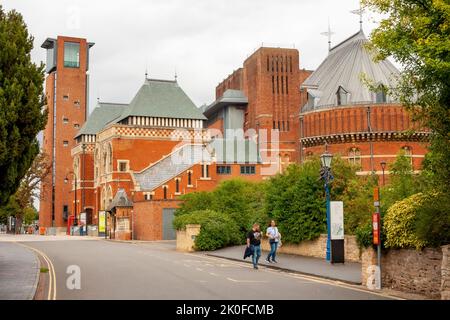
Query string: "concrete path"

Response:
xmin=206 ymin=245 xmax=362 ymax=284
xmin=0 ymin=242 xmax=39 ymax=300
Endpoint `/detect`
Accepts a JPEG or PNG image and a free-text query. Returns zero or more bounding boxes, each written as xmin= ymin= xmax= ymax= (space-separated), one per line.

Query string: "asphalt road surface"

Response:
xmin=19 ymin=238 xmax=393 ymax=300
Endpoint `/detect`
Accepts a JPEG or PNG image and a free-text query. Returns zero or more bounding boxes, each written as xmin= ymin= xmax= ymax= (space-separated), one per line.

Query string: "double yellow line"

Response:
xmin=18 ymin=243 xmax=57 ymax=300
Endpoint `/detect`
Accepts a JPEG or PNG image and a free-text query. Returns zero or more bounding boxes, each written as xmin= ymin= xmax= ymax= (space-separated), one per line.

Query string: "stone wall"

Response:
xmin=441 ymin=245 xmax=450 ymax=300
xmin=362 ymin=246 xmax=446 ymax=299
xmin=261 ymin=234 xmax=361 ymax=263
xmin=176 ymin=224 xmax=201 ymax=252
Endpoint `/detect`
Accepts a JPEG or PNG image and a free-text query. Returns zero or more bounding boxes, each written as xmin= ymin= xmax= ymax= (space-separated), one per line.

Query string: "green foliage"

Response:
xmin=414 ymin=192 xmax=450 ymax=247
xmin=176 ymin=179 xmax=268 ymax=234
xmin=23 ymin=206 xmax=37 ymax=225
xmin=380 ymin=151 xmax=419 ymax=212
xmin=342 ymin=174 xmax=378 ymax=235
xmin=384 ymin=193 xmax=429 ymax=249
xmin=173 ymin=209 xmax=241 ymax=251
xmin=265 ymin=161 xmax=326 ymax=243
xmin=363 ymin=0 xmax=450 ymax=193
xmin=0 ymin=6 xmax=47 ymax=205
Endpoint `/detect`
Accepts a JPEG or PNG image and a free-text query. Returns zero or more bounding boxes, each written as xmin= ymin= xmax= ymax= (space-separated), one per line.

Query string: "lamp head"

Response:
xmin=320 ymin=152 xmax=333 ymax=168
xmin=380 ymin=161 xmax=387 ymax=169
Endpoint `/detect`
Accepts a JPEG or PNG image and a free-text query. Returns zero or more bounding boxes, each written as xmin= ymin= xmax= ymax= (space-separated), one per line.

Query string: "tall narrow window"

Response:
xmin=276 ymin=76 xmax=279 ymax=94
xmin=286 ymin=76 xmax=289 ymax=94
xmin=187 ymin=171 xmax=192 ymax=185
xmin=376 ymin=86 xmax=387 ymax=103
xmin=271 ymin=56 xmax=274 ymax=72
xmin=276 ymin=56 xmax=279 ymax=72
xmin=267 ymin=56 xmax=269 ymax=72
xmin=175 ymin=179 xmax=180 ymax=193
xmin=64 ymin=42 xmax=80 ymax=68
xmin=272 ymin=76 xmax=275 ymax=94
xmin=290 ymin=56 xmax=293 ymax=73
xmin=402 ymin=146 xmax=413 ymax=166
xmin=281 ymin=76 xmax=284 ymax=94
xmin=163 ymin=186 xmax=168 ymax=199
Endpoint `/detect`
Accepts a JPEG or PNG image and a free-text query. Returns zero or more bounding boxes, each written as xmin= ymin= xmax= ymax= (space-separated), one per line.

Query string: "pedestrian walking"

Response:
xmin=265 ymin=220 xmax=281 ymax=263
xmin=246 ymin=223 xmax=262 ymax=269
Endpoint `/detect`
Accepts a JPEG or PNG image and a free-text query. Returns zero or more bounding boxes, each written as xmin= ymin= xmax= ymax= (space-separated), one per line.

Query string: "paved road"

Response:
xmin=15 ymin=238 xmax=393 ymax=300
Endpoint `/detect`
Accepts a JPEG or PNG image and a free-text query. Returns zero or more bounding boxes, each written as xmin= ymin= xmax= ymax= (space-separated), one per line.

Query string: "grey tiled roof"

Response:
xmin=301 ymin=30 xmax=400 ymax=112
xmin=107 ymin=188 xmax=133 ymax=211
xmin=116 ymin=78 xmax=206 ymax=122
xmin=75 ymin=102 xmax=127 ymax=138
xmin=203 ymin=89 xmax=248 ymax=117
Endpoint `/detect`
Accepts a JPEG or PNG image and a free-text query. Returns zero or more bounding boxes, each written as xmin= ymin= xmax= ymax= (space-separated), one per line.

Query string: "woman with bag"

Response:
xmin=265 ymin=220 xmax=281 ymax=263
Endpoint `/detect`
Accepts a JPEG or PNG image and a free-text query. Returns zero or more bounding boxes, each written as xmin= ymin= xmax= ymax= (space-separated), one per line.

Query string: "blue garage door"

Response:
xmin=162 ymin=208 xmax=176 ymax=240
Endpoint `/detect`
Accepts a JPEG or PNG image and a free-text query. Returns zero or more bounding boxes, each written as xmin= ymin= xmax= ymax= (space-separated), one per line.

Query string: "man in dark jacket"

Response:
xmin=246 ymin=223 xmax=262 ymax=269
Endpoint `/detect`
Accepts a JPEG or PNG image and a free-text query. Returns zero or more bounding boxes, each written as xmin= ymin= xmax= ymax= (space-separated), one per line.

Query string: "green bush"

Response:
xmin=173 ymin=209 xmax=241 ymax=251
xmin=384 ymin=193 xmax=428 ymax=249
xmin=265 ymin=161 xmax=326 ymax=243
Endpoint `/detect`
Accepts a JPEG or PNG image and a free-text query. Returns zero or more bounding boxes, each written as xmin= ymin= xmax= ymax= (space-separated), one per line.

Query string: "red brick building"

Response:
xmin=39 ymin=36 xmax=94 ymax=231
xmin=39 ymin=29 xmax=430 ymax=239
xmin=298 ymin=30 xmax=429 ymax=175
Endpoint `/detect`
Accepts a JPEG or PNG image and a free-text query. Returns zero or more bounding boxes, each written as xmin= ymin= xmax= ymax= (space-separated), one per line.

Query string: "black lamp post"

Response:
xmin=320 ymin=151 xmax=333 ymax=262
xmin=81 ymin=143 xmax=86 ymax=236
xmin=380 ymin=161 xmax=387 ymax=186
xmin=64 ymin=172 xmax=77 ymax=233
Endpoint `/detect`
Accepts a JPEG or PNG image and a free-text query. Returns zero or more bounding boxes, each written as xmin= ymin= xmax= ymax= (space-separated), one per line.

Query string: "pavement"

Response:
xmin=206 ymin=245 xmax=362 ymax=284
xmin=7 ymin=237 xmax=392 ymax=299
xmin=0 ymin=241 xmax=40 ymax=300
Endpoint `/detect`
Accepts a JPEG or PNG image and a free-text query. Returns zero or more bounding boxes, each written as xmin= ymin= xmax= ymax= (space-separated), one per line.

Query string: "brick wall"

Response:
xmin=440 ymin=245 xmax=450 ymax=300
xmin=260 ymin=234 xmax=361 ymax=263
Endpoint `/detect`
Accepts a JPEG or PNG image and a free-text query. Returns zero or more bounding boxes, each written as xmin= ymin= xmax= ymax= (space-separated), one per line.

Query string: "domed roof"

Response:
xmin=301 ymin=30 xmax=400 ymax=112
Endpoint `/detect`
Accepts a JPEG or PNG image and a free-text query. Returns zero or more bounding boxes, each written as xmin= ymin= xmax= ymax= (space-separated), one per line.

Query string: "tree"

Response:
xmin=363 ymin=0 xmax=450 ymax=191
xmin=0 ymin=152 xmax=51 ymax=232
xmin=0 ymin=6 xmax=47 ymax=205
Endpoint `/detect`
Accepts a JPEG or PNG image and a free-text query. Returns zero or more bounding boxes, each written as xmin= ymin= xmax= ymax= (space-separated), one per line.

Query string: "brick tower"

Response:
xmin=39 ymin=36 xmax=94 ymax=231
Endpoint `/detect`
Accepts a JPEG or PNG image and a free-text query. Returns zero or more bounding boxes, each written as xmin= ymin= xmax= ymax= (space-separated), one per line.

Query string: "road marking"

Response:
xmin=194 ymin=254 xmax=402 ymax=300
xmin=17 ymin=243 xmax=57 ymax=300
xmin=226 ymin=277 xmax=269 ymax=283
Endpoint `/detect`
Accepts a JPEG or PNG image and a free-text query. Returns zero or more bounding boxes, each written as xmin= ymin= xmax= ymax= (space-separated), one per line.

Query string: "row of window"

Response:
xmin=216 ymin=165 xmax=256 ymax=175
xmin=62 ymin=95 xmax=81 ymax=106
xmin=305 ymin=146 xmax=413 ymax=166
xmin=267 ymin=55 xmax=293 ymax=73
xmin=336 ymin=85 xmax=387 ymax=106
xmin=272 ymin=75 xmax=289 ymax=95
xmin=273 ymin=120 xmax=290 ymax=132
xmin=62 ymin=117 xmax=80 ymax=128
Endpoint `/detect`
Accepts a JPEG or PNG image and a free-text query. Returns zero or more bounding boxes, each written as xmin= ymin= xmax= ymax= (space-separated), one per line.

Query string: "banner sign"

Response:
xmin=372 ymin=213 xmax=380 ymax=245
xmin=330 ymin=201 xmax=344 ymax=240
xmin=99 ymin=211 xmax=106 ymax=233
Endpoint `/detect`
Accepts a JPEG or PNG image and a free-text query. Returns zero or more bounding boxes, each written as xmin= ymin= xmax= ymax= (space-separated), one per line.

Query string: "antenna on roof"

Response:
xmin=320 ymin=18 xmax=335 ymax=52
xmin=145 ymin=68 xmax=148 ymax=80
xmin=350 ymin=2 xmax=365 ymax=31
xmin=174 ymin=67 xmax=178 ymax=82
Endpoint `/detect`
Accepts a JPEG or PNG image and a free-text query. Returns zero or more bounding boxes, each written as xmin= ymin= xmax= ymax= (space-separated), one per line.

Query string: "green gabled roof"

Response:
xmin=116 ymin=78 xmax=207 ymax=122
xmin=75 ymin=102 xmax=127 ymax=138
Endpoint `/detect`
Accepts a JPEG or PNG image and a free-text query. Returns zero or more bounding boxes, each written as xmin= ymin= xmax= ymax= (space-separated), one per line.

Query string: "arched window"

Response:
xmin=187 ymin=171 xmax=192 ymax=186
xmin=402 ymin=146 xmax=413 ymax=166
xmin=336 ymin=86 xmax=348 ymax=106
xmin=348 ymin=147 xmax=361 ymax=166
xmin=175 ymin=179 xmax=180 ymax=193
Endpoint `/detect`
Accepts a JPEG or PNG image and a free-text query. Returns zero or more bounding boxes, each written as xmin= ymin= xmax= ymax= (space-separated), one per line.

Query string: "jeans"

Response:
xmin=252 ymin=244 xmax=261 ymax=267
xmin=267 ymin=241 xmax=278 ymax=261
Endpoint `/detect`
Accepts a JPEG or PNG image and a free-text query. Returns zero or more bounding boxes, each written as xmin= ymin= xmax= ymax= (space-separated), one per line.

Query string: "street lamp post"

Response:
xmin=81 ymin=143 xmax=86 ymax=236
xmin=64 ymin=172 xmax=77 ymax=234
xmin=320 ymin=152 xmax=333 ymax=262
xmin=380 ymin=161 xmax=386 ymax=186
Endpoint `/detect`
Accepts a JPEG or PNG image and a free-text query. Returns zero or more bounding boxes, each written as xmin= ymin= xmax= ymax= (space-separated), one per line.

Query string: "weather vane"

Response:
xmin=350 ymin=2 xmax=365 ymax=31
xmin=320 ymin=18 xmax=335 ymax=52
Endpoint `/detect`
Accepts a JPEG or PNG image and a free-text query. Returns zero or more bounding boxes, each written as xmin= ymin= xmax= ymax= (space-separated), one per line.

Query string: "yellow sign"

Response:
xmin=99 ymin=211 xmax=105 ymax=233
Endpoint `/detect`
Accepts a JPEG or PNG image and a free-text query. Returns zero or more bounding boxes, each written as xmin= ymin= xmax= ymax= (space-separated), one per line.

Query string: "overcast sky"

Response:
xmin=2 ymin=0 xmax=384 ymax=113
